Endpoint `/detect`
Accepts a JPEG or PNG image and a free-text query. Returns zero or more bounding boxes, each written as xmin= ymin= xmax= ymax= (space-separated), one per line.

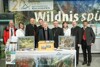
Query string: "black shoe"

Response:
xmin=82 ymin=62 xmax=87 ymax=65
xmin=76 ymin=63 xmax=78 ymax=66
xmin=87 ymin=63 xmax=90 ymax=66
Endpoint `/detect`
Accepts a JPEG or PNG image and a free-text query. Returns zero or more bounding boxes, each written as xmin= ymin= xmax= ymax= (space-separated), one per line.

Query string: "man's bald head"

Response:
xmin=43 ymin=22 xmax=48 ymax=30
xmin=30 ymin=18 xmax=35 ymax=25
xmin=9 ymin=20 xmax=14 ymax=28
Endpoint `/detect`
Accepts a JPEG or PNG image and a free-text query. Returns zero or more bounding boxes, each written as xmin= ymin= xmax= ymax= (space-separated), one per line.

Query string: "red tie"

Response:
xmin=83 ymin=30 xmax=86 ymax=40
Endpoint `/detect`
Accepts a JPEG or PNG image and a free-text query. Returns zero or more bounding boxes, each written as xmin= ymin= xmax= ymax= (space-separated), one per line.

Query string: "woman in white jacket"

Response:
xmin=62 ymin=21 xmax=71 ymax=36
xmin=16 ymin=22 xmax=25 ymax=37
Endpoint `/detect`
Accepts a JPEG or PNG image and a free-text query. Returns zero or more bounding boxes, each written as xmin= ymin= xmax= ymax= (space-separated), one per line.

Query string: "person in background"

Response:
xmin=25 ymin=18 xmax=37 ymax=36
xmin=38 ymin=22 xmax=53 ymax=41
xmin=38 ymin=19 xmax=44 ymax=30
xmin=3 ymin=20 xmax=17 ymax=45
xmin=81 ymin=20 xmax=95 ymax=66
xmin=62 ymin=21 xmax=71 ymax=36
xmin=16 ymin=22 xmax=25 ymax=37
xmin=52 ymin=20 xmax=64 ymax=48
xmin=37 ymin=19 xmax=44 ymax=43
xmin=71 ymin=20 xmax=82 ymax=65
xmin=25 ymin=18 xmax=38 ymax=48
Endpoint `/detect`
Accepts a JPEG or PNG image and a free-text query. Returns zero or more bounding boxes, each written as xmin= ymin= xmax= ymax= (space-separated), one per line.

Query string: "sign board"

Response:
xmin=9 ymin=0 xmax=53 ymax=11
xmin=58 ymin=36 xmax=75 ymax=50
xmin=17 ymin=36 xmax=35 ymax=51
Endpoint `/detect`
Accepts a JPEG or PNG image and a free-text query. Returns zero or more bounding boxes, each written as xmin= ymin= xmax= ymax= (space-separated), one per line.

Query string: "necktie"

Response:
xmin=45 ymin=30 xmax=48 ymax=40
xmin=11 ymin=28 xmax=13 ymax=36
xmin=83 ymin=30 xmax=86 ymax=40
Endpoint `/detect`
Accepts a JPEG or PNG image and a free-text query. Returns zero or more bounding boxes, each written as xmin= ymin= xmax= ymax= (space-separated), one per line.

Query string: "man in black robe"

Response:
xmin=71 ymin=20 xmax=82 ymax=65
xmin=52 ymin=20 xmax=64 ymax=48
xmin=25 ymin=18 xmax=38 ymax=48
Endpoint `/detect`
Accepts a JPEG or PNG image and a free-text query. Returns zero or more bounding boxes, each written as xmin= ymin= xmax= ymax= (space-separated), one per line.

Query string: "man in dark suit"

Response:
xmin=81 ymin=20 xmax=95 ymax=66
xmin=38 ymin=19 xmax=44 ymax=30
xmin=38 ymin=22 xmax=53 ymax=41
xmin=37 ymin=19 xmax=44 ymax=42
xmin=71 ymin=20 xmax=82 ymax=65
xmin=25 ymin=18 xmax=38 ymax=48
xmin=52 ymin=20 xmax=64 ymax=48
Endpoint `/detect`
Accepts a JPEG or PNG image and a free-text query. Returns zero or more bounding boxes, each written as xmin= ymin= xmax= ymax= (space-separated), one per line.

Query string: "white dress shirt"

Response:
xmin=16 ymin=29 xmax=25 ymax=37
xmin=63 ymin=28 xmax=71 ymax=36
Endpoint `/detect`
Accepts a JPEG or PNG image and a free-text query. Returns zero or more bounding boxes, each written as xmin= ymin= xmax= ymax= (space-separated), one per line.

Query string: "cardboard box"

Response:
xmin=38 ymin=41 xmax=54 ymax=51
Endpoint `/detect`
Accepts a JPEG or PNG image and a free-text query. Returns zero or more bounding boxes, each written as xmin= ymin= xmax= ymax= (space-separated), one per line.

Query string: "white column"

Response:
xmin=0 ymin=0 xmax=4 ymax=13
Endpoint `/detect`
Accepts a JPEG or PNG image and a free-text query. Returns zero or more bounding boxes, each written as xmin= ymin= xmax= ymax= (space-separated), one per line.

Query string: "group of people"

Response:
xmin=3 ymin=18 xmax=95 ymax=66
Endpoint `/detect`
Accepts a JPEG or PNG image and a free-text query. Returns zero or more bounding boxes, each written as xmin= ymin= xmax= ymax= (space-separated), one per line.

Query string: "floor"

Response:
xmin=77 ymin=54 xmax=100 ymax=67
xmin=0 ymin=59 xmax=5 ymax=67
xmin=0 ymin=54 xmax=100 ymax=67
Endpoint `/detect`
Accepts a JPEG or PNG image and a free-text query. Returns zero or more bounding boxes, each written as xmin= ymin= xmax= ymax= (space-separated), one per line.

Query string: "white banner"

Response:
xmin=16 ymin=50 xmax=76 ymax=67
xmin=9 ymin=0 xmax=53 ymax=11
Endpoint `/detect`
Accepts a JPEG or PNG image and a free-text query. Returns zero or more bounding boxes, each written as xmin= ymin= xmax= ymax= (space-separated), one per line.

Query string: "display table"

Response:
xmin=15 ymin=49 xmax=76 ymax=67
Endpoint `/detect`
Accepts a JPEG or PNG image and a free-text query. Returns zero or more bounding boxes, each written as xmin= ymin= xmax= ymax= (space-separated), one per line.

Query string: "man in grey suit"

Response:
xmin=81 ymin=20 xmax=95 ymax=66
xmin=38 ymin=22 xmax=53 ymax=41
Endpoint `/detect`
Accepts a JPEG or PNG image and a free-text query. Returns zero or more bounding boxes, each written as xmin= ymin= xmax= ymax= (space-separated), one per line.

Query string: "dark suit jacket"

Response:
xmin=38 ymin=25 xmax=43 ymax=30
xmin=37 ymin=25 xmax=43 ymax=40
xmin=38 ymin=28 xmax=53 ymax=41
xmin=25 ymin=24 xmax=37 ymax=36
xmin=52 ymin=27 xmax=64 ymax=48
xmin=71 ymin=26 xmax=82 ymax=47
xmin=81 ymin=27 xmax=95 ymax=45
